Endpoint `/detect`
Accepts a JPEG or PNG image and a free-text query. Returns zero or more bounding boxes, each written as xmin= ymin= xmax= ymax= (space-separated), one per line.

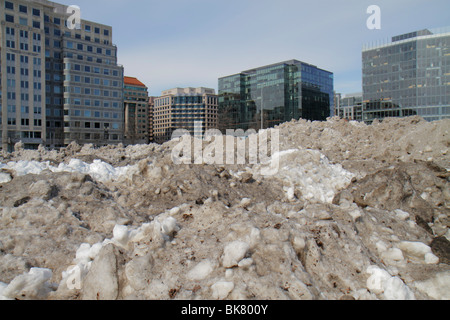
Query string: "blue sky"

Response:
xmin=57 ymin=0 xmax=450 ymax=96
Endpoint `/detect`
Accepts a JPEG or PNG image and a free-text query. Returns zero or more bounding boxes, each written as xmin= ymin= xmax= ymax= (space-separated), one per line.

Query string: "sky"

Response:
xmin=57 ymin=0 xmax=450 ymax=97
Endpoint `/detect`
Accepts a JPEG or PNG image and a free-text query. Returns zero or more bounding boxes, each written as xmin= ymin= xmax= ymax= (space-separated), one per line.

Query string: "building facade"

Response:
xmin=123 ymin=76 xmax=149 ymax=145
xmin=338 ymin=92 xmax=363 ymax=121
xmin=1 ymin=0 xmax=124 ymax=150
xmin=362 ymin=28 xmax=450 ymax=124
xmin=218 ymin=59 xmax=334 ymax=132
xmin=153 ymin=87 xmax=218 ymax=143
xmin=148 ymin=96 xmax=155 ymax=143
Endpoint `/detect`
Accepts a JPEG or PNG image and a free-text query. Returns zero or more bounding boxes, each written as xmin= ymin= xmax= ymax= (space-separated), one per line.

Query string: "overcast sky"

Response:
xmin=57 ymin=0 xmax=450 ymax=96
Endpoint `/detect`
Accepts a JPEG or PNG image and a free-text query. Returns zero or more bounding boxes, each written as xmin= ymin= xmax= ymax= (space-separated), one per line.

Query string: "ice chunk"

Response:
xmin=187 ymin=260 xmax=214 ymax=281
xmin=384 ymin=276 xmax=415 ymax=300
xmin=1 ymin=268 xmax=53 ymax=300
xmin=414 ymin=271 xmax=450 ymax=300
xmin=211 ymin=281 xmax=234 ymax=300
xmin=161 ymin=217 xmax=179 ymax=237
xmin=397 ymin=241 xmax=436 ymax=263
xmin=0 ymin=172 xmax=12 ymax=184
xmin=112 ymin=225 xmax=131 ymax=248
xmin=366 ymin=265 xmax=391 ymax=294
xmin=366 ymin=265 xmax=415 ymax=300
xmin=222 ymin=241 xmax=250 ymax=268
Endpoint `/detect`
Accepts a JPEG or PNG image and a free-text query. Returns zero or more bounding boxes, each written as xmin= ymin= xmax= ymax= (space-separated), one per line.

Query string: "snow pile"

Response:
xmin=0 ymin=116 xmax=449 ymax=301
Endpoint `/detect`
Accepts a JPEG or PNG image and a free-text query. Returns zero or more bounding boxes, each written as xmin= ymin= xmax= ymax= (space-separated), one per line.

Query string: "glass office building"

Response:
xmin=218 ymin=60 xmax=334 ymax=132
xmin=362 ymin=28 xmax=450 ymax=123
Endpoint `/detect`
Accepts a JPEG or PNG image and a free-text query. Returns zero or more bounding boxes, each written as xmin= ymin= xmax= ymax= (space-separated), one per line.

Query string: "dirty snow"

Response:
xmin=0 ymin=116 xmax=449 ymax=300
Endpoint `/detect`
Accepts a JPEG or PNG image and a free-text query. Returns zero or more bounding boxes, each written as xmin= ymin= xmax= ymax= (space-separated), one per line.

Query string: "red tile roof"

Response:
xmin=124 ymin=76 xmax=147 ymax=87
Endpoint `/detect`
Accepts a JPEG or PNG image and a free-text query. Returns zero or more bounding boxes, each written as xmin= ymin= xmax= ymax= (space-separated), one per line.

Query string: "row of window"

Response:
xmin=5 ymin=67 xmax=42 ymax=78
xmin=5 ymin=14 xmax=41 ymax=28
xmin=66 ymin=41 xmax=114 ymax=56
xmin=5 ymin=1 xmax=41 ymax=16
xmin=64 ymin=99 xmax=121 ymax=108
xmin=65 ymin=63 xmax=120 ymax=77
xmin=67 ymin=110 xmax=121 ymax=119
xmin=5 ymin=1 xmax=110 ymax=36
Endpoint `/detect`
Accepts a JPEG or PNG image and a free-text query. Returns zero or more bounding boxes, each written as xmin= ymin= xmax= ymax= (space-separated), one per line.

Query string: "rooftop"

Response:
xmin=124 ymin=76 xmax=147 ymax=87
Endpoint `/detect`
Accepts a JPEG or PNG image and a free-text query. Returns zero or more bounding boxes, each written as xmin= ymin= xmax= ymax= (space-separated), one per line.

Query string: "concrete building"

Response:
xmin=1 ymin=0 xmax=124 ymax=150
xmin=123 ymin=76 xmax=149 ymax=145
xmin=153 ymin=87 xmax=218 ymax=143
xmin=218 ymin=60 xmax=334 ymax=132
xmin=362 ymin=28 xmax=450 ymax=123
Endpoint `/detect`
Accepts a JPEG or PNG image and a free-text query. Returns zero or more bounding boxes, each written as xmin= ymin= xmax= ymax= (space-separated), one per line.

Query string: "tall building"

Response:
xmin=123 ymin=76 xmax=149 ymax=145
xmin=362 ymin=28 xmax=450 ymax=123
xmin=218 ymin=59 xmax=334 ymax=132
xmin=1 ymin=0 xmax=124 ymax=151
xmin=153 ymin=87 xmax=218 ymax=143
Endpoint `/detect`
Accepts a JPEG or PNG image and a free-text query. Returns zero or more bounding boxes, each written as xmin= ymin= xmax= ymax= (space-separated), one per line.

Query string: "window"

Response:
xmin=67 ymin=41 xmax=74 ymax=49
xmin=19 ymin=17 xmax=28 ymax=26
xmin=33 ymin=21 xmax=40 ymax=29
xmin=32 ymin=8 xmax=40 ymax=17
xmin=6 ymin=40 xmax=15 ymax=48
xmin=19 ymin=5 xmax=27 ymax=13
xmin=77 ymin=43 xmax=83 ymax=50
xmin=104 ymin=29 xmax=109 ymax=36
xmin=6 ymin=27 xmax=14 ymax=35
xmin=85 ymin=25 xmax=91 ymax=32
xmin=5 ymin=14 xmax=14 ymax=23
xmin=54 ymin=17 xmax=61 ymax=25
xmin=5 ymin=1 xmax=13 ymax=10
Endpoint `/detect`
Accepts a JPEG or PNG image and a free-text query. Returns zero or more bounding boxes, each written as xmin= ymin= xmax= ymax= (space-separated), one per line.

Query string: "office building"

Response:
xmin=337 ymin=92 xmax=363 ymax=121
xmin=123 ymin=76 xmax=149 ymax=145
xmin=218 ymin=59 xmax=334 ymax=132
xmin=153 ymin=87 xmax=218 ymax=143
xmin=362 ymin=28 xmax=450 ymax=123
xmin=1 ymin=0 xmax=124 ymax=150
